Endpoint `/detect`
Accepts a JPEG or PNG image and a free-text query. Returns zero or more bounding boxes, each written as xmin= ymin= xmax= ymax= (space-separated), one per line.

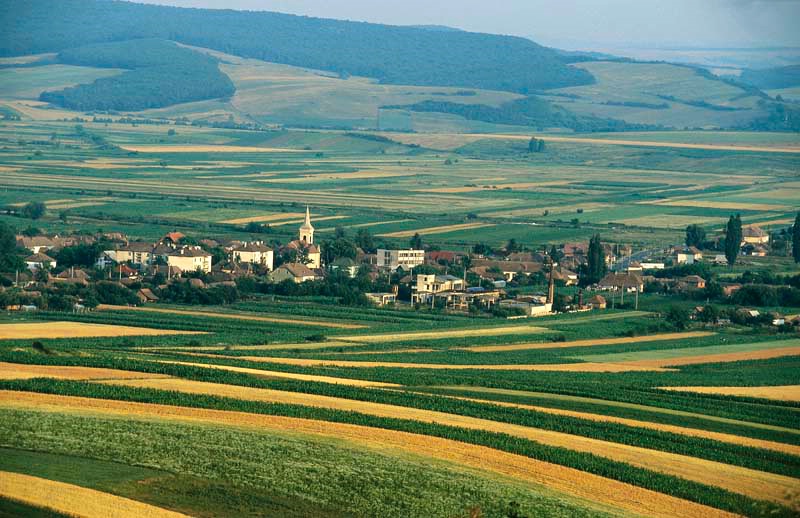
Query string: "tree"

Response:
xmin=665 ymin=306 xmax=691 ymax=330
xmin=528 ymin=137 xmax=545 ymax=153
xmin=355 ymin=228 xmax=375 ymax=253
xmin=724 ymin=214 xmax=742 ymax=266
xmin=685 ymin=224 xmax=706 ymax=248
xmin=793 ymin=212 xmax=800 ymax=264
xmin=583 ymin=234 xmax=606 ymax=285
xmin=410 ymin=233 xmax=423 ymax=250
xmin=505 ymin=238 xmax=521 ymax=254
xmin=21 ymin=201 xmax=46 ymax=220
xmin=0 ymin=221 xmax=24 ymax=272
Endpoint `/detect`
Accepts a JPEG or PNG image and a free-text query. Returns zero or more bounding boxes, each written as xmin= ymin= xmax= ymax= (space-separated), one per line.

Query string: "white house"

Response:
xmin=25 ymin=253 xmax=56 ymax=271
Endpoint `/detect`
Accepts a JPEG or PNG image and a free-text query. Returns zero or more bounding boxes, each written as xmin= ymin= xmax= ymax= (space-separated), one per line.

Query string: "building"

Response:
xmin=675 ymin=246 xmax=703 ymax=265
xmin=411 ymin=274 xmax=465 ymax=304
xmin=330 ymin=257 xmax=359 ymax=278
xmin=366 ymin=292 xmax=397 ymax=306
xmin=597 ymin=272 xmax=644 ymax=292
xmin=376 ymin=249 xmax=425 ymax=271
xmin=231 ymin=242 xmax=274 ymax=271
xmin=470 ymin=259 xmax=543 ymax=282
xmin=679 ymin=275 xmax=706 ymax=290
xmin=284 ymin=207 xmax=321 ymax=268
xmin=742 ymin=226 xmax=769 ymax=245
xmin=166 ymin=247 xmax=212 ymax=273
xmin=110 ymin=242 xmax=155 ymax=266
xmin=272 ymin=262 xmax=319 ymax=283
xmin=16 ymin=235 xmax=58 ymax=254
xmin=498 ymin=299 xmax=553 ymax=317
xmin=25 ymin=253 xmax=56 ymax=271
xmin=586 ymin=295 xmax=607 ymax=310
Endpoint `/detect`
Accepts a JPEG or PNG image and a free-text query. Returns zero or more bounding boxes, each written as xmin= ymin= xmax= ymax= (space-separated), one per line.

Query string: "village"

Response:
xmin=2 ymin=207 xmax=798 ymax=330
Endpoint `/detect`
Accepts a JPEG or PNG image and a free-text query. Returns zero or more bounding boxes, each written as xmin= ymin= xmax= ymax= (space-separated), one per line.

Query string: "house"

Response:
xmin=426 ymin=250 xmax=461 ymax=264
xmin=551 ymin=267 xmax=578 ymax=286
xmin=283 ymin=207 xmax=321 ymax=268
xmin=161 ymin=231 xmax=186 ymax=245
xmin=586 ymin=295 xmax=607 ymax=310
xmin=231 ymin=241 xmax=274 ymax=271
xmin=679 ymin=275 xmax=706 ymax=290
xmin=110 ymin=241 xmax=155 ymax=266
xmin=742 ymin=244 xmax=768 ymax=257
xmin=675 ymin=246 xmax=703 ymax=265
xmin=330 ymin=257 xmax=359 ymax=278
xmin=376 ymin=249 xmax=425 ymax=271
xmin=166 ymin=247 xmax=212 ymax=273
xmin=366 ymin=292 xmax=397 ymax=306
xmin=16 ymin=235 xmax=57 ymax=254
xmin=25 ymin=253 xmax=56 ymax=271
xmin=720 ymin=283 xmax=742 ymax=297
xmin=470 ymin=259 xmax=543 ymax=282
xmin=136 ymin=288 xmax=159 ymax=304
xmin=499 ymin=299 xmax=553 ymax=317
xmin=640 ymin=262 xmax=665 ymax=270
xmin=742 ymin=226 xmax=769 ymax=245
xmin=272 ymin=262 xmax=319 ymax=283
xmin=597 ymin=272 xmax=644 ymax=292
xmin=53 ymin=268 xmax=90 ymax=286
xmin=412 ymin=274 xmax=465 ymax=304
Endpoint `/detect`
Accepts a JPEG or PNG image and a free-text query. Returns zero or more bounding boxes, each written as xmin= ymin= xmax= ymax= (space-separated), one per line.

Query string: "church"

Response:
xmin=283 ymin=206 xmax=321 ymax=268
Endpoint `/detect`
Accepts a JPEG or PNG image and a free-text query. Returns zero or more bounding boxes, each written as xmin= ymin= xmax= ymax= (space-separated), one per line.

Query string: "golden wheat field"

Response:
xmin=0 ymin=391 xmax=741 ymax=518
xmin=0 ymin=471 xmax=188 ymax=518
xmin=95 ymin=305 xmax=365 ymax=329
xmin=459 ymin=331 xmax=716 ymax=353
xmin=658 ymin=385 xmax=800 ymax=402
xmin=0 ymin=322 xmax=204 ymax=339
xmin=378 ymin=222 xmax=496 ymax=238
xmin=0 ymin=362 xmax=172 ymax=381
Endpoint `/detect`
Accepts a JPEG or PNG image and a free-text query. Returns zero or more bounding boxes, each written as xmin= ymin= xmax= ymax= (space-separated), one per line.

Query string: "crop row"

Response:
xmin=0 ymin=378 xmax=793 ymax=518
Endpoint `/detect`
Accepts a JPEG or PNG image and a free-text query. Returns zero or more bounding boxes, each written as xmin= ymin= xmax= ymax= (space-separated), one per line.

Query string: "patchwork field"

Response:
xmin=1 ymin=302 xmax=799 ymax=517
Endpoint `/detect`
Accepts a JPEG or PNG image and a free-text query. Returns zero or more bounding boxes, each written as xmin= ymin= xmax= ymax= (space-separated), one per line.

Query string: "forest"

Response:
xmin=39 ymin=39 xmax=235 ymax=111
xmin=740 ymin=65 xmax=800 ymax=90
xmin=385 ymin=97 xmax=659 ymax=132
xmin=1 ymin=0 xmax=593 ymax=93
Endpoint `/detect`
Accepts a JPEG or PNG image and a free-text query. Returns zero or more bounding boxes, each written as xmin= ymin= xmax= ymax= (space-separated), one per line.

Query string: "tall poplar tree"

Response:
xmin=725 ymin=214 xmax=742 ymax=266
xmin=792 ymin=212 xmax=800 ymax=264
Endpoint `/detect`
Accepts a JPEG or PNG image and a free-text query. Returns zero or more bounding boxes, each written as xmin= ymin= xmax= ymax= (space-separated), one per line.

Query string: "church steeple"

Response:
xmin=299 ymin=205 xmax=314 ymax=244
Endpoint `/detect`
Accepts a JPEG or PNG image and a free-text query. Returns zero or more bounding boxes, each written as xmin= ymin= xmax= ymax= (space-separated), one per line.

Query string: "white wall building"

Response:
xmin=376 ymin=249 xmax=425 ymax=271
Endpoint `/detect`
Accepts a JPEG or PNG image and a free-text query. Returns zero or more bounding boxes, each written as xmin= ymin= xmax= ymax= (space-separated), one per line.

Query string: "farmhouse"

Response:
xmin=25 ymin=253 xmax=56 ymax=271
xmin=272 ymin=262 xmax=319 ymax=283
xmin=376 ymin=248 xmax=425 ymax=271
xmin=742 ymin=226 xmax=769 ymax=245
xmin=110 ymin=241 xmax=155 ymax=266
xmin=679 ymin=275 xmax=706 ymax=290
xmin=16 ymin=235 xmax=58 ymax=254
xmin=674 ymin=246 xmax=703 ymax=265
xmin=470 ymin=259 xmax=542 ymax=282
xmin=598 ymin=272 xmax=644 ymax=292
xmin=586 ymin=294 xmax=607 ymax=310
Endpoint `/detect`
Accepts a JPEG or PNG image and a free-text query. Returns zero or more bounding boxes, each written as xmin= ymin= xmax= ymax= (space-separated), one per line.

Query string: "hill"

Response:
xmin=740 ymin=65 xmax=800 ymax=90
xmin=0 ymin=0 xmax=592 ymax=93
xmin=39 ymin=39 xmax=234 ymax=111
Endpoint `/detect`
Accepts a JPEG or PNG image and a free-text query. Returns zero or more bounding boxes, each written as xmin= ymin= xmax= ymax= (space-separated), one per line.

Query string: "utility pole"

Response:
xmin=635 ymin=286 xmax=639 ymax=311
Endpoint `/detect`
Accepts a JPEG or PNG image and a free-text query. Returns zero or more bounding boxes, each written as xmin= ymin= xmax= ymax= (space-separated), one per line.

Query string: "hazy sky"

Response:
xmin=134 ymin=0 xmax=800 ymax=50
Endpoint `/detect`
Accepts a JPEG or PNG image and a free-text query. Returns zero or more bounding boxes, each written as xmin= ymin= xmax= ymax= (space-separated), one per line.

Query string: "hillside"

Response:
xmin=740 ymin=65 xmax=800 ymax=90
xmin=0 ymin=0 xmax=592 ymax=93
xmin=39 ymin=39 xmax=234 ymax=111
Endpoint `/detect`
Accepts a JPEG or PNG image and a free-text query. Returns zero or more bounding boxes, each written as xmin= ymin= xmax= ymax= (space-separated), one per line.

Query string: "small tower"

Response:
xmin=299 ymin=205 xmax=314 ymax=244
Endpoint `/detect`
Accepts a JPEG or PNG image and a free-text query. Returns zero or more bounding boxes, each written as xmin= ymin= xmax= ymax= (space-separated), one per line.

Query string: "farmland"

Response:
xmin=0 ymin=6 xmax=799 ymax=515
xmin=1 ymin=296 xmax=799 ymax=516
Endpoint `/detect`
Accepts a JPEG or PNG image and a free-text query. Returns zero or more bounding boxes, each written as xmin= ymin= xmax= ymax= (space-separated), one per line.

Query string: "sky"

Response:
xmin=133 ymin=0 xmax=800 ymax=50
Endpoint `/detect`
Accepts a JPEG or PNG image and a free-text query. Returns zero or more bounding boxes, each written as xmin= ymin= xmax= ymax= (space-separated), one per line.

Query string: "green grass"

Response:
xmin=577 ymin=338 xmax=800 ymax=363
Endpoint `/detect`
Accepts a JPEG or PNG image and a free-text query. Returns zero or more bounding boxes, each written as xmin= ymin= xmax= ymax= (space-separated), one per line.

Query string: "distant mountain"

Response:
xmin=0 ymin=0 xmax=593 ymax=93
xmin=408 ymin=25 xmax=464 ymax=32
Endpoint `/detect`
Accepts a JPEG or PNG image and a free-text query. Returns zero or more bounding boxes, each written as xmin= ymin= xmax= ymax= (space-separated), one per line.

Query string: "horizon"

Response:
xmin=131 ymin=0 xmax=800 ymax=51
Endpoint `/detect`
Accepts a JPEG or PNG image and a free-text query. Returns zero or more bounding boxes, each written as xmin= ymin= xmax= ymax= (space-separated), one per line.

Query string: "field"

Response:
xmin=0 ymin=43 xmax=799 ymax=518
xmin=0 ymin=283 xmax=799 ymax=517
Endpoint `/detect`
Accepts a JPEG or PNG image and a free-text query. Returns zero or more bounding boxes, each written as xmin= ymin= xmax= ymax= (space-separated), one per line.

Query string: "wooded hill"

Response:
xmin=0 ymin=0 xmax=593 ymax=93
xmin=39 ymin=39 xmax=235 ymax=111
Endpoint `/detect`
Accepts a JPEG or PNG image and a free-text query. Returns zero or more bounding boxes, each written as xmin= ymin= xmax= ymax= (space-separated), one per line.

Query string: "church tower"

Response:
xmin=299 ymin=206 xmax=314 ymax=244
